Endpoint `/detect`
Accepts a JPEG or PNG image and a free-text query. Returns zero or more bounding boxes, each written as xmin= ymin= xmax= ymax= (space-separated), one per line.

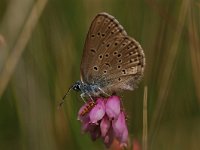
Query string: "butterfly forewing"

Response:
xmin=81 ymin=13 xmax=127 ymax=82
xmin=80 ymin=12 xmax=145 ymax=94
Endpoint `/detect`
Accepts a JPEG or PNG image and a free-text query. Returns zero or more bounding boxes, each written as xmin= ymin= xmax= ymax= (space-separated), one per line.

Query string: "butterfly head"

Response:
xmin=72 ymin=81 xmax=82 ymax=92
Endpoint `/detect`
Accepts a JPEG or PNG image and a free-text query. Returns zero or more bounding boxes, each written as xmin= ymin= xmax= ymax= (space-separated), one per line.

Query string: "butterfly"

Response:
xmin=60 ymin=12 xmax=145 ymax=106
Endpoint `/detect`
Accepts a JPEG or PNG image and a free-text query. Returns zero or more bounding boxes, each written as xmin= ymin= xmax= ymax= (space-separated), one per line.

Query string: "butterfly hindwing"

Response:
xmin=98 ymin=36 xmax=145 ymax=92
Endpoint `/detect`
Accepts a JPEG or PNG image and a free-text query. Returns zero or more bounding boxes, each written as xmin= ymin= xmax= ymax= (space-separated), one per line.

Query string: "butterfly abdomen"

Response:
xmin=80 ymin=101 xmax=96 ymax=116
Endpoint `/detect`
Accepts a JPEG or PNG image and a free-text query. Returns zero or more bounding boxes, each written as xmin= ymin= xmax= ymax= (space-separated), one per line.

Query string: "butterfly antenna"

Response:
xmin=59 ymin=86 xmax=73 ymax=108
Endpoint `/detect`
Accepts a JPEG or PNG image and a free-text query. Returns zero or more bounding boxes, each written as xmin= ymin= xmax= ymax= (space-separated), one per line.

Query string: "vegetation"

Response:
xmin=0 ymin=0 xmax=199 ymax=149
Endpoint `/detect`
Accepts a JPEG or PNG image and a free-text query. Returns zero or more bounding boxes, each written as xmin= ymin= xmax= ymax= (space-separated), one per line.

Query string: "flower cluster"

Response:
xmin=78 ymin=96 xmax=128 ymax=148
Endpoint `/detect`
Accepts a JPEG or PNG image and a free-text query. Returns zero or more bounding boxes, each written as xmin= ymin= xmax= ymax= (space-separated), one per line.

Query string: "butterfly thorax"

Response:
xmin=72 ymin=80 xmax=103 ymax=97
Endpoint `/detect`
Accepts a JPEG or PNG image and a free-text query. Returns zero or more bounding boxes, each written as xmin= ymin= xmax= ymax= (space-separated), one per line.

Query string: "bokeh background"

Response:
xmin=0 ymin=0 xmax=200 ymax=150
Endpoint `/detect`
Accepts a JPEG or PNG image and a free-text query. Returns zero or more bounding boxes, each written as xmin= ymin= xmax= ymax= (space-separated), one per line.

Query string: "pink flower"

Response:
xmin=78 ymin=96 xmax=129 ymax=148
xmin=112 ymin=112 xmax=128 ymax=147
xmin=106 ymin=96 xmax=121 ymax=119
xmin=89 ymin=98 xmax=105 ymax=124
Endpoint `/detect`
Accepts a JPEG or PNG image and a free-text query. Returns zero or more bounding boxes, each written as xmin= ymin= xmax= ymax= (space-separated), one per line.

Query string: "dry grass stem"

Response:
xmin=142 ymin=86 xmax=148 ymax=150
xmin=0 ymin=0 xmax=48 ymax=97
xmin=149 ymin=0 xmax=190 ymax=144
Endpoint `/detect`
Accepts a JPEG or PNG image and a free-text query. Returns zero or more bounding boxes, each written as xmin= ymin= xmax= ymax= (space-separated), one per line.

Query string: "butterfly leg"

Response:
xmin=88 ymin=94 xmax=94 ymax=101
xmin=98 ymin=87 xmax=110 ymax=97
xmin=80 ymin=93 xmax=87 ymax=103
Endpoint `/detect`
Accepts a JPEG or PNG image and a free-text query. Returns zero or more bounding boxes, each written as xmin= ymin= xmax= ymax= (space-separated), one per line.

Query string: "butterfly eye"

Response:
xmin=73 ymin=84 xmax=81 ymax=91
xmin=91 ymin=34 xmax=95 ymax=38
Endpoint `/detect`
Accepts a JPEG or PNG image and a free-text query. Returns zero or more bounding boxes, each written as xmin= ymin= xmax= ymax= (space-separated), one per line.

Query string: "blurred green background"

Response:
xmin=0 ymin=0 xmax=200 ymax=150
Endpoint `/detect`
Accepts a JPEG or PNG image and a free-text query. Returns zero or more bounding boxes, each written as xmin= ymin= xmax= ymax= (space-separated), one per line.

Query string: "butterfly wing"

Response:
xmin=80 ymin=12 xmax=127 ymax=82
xmin=80 ymin=12 xmax=145 ymax=93
xmin=104 ymin=36 xmax=145 ymax=92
